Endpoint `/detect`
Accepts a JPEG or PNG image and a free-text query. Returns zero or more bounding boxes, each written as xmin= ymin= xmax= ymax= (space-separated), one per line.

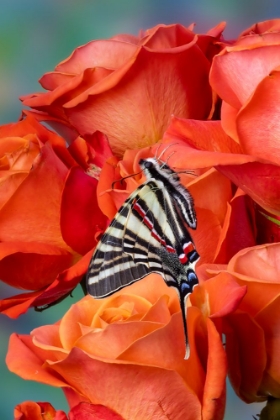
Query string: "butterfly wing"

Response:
xmin=86 ymin=181 xmax=165 ymax=297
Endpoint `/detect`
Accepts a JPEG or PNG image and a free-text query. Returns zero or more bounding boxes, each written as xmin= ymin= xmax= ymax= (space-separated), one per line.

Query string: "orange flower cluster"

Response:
xmin=3 ymin=19 xmax=280 ymax=420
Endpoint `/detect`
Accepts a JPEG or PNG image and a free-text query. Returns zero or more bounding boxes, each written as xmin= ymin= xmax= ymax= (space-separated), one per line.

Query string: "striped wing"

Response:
xmin=87 ymin=179 xmax=177 ymax=297
xmin=87 ymin=178 xmax=199 ymax=292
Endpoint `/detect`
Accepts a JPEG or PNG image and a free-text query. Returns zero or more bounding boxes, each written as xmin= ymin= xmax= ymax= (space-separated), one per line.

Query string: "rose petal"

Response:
xmin=76 ymin=320 xmax=164 ymax=360
xmin=13 ymin=401 xmax=66 ymax=420
xmin=225 ymin=312 xmax=266 ymax=402
xmin=0 ymin=142 xmax=69 ymax=247
xmin=214 ymin=189 xmax=255 ymax=262
xmin=165 ymin=117 xmax=242 ymax=154
xmin=237 ymin=68 xmax=280 ymax=164
xmin=0 ymin=242 xmax=73 ymax=290
xmin=6 ymin=333 xmax=67 ymax=387
xmin=55 ymin=39 xmax=138 ymax=75
xmin=69 ymin=402 xmax=124 ymax=420
xmin=202 ymin=319 xmax=226 ymax=420
xmin=220 ymin=101 xmax=240 ymax=142
xmin=0 ymin=251 xmax=90 ymax=318
xmin=0 ymin=289 xmax=43 ymax=318
xmin=32 ymin=250 xmax=92 ymax=307
xmin=210 ymin=44 xmax=280 ymax=109
xmin=164 ymin=121 xmax=257 ymax=168
xmin=217 ymin=161 xmax=280 ymax=215
xmin=239 ymin=19 xmax=280 ymax=36
xmin=60 ymin=166 xmax=107 ymax=255
xmin=48 ymin=347 xmax=201 ymax=420
xmin=255 ymin=295 xmax=280 ymax=396
xmin=228 ymin=243 xmax=280 ymax=283
xmin=117 ymin=312 xmax=187 ymax=374
xmin=191 ymin=272 xmax=247 ymax=319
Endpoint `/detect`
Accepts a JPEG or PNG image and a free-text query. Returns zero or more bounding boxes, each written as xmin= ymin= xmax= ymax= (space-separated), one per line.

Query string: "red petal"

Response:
xmin=0 ymin=242 xmax=73 ymax=290
xmin=48 ymin=347 xmax=201 ymax=420
xmin=210 ymin=44 xmax=280 ymax=109
xmin=0 ymin=251 xmax=91 ymax=318
xmin=0 ymin=290 xmax=42 ymax=318
xmin=237 ymin=69 xmax=280 ymax=165
xmin=61 ymin=166 xmax=107 ymax=255
xmin=0 ymin=142 xmax=69 ymax=247
xmin=191 ymin=272 xmax=247 ymax=319
xmin=6 ymin=333 xmax=67 ymax=387
xmin=228 ymin=243 xmax=280 ymax=284
xmin=202 ymin=319 xmax=226 ymax=420
xmin=165 ymin=117 xmax=242 ymax=154
xmin=69 ymin=402 xmax=124 ymax=420
xmin=55 ymin=39 xmax=137 ymax=75
xmin=68 ymin=131 xmax=113 ymax=170
xmin=256 ymin=295 xmax=280 ymax=397
xmin=239 ymin=19 xmax=280 ymax=36
xmin=32 ymin=250 xmax=92 ymax=307
xmin=214 ymin=189 xmax=256 ymax=263
xmin=225 ymin=312 xmax=266 ymax=402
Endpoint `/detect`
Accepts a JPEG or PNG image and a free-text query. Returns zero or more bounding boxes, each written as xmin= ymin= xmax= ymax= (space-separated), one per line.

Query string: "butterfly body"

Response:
xmin=87 ymin=157 xmax=199 ymax=358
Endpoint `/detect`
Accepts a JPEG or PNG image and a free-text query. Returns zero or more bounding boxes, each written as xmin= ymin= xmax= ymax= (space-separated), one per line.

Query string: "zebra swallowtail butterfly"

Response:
xmin=86 ymin=156 xmax=199 ymax=358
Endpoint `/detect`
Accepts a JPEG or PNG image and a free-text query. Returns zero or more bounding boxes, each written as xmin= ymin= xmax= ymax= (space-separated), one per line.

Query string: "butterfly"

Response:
xmin=86 ymin=155 xmax=199 ymax=358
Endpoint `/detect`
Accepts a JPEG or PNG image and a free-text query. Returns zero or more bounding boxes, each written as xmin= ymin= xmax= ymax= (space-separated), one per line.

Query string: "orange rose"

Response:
xmin=20 ymin=23 xmax=226 ymax=157
xmin=0 ymin=113 xmax=110 ymax=318
xmin=7 ymin=275 xmax=228 ymax=420
xmin=210 ymin=19 xmax=280 ymax=166
xmin=157 ymin=20 xmax=280 ymax=243
xmin=197 ymin=243 xmax=280 ymax=403
xmin=97 ymin=142 xmax=256 ymax=265
xmin=204 ymin=18 xmax=280 ymax=233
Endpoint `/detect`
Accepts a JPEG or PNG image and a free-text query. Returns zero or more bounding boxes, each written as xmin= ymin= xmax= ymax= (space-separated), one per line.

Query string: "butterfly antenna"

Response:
xmin=157 ymin=142 xmax=179 ymax=163
xmin=173 ymin=169 xmax=197 ymax=177
xmin=154 ymin=142 xmax=162 ymax=160
xmin=111 ymin=169 xmax=143 ymax=189
xmin=164 ymin=150 xmax=176 ymax=166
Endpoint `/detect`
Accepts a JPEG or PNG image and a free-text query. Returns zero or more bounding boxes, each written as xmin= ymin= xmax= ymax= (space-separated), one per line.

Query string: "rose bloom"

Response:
xmin=210 ymin=18 xmax=280 ymax=166
xmin=0 ymin=113 xmax=110 ymax=318
xmin=6 ymin=272 xmax=244 ymax=420
xmin=197 ymin=242 xmax=280 ymax=403
xmin=20 ymin=23 xmax=226 ymax=157
xmin=156 ymin=19 xmax=280 ymax=246
xmin=97 ymin=142 xmax=256 ymax=266
xmin=201 ymin=19 xmax=280 ymax=227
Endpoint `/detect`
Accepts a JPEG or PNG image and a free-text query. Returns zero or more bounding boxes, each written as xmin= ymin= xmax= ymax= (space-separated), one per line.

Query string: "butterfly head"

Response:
xmin=139 ymin=158 xmax=176 ymax=182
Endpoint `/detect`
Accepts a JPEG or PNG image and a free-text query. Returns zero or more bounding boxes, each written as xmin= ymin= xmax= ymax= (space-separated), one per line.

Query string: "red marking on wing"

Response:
xmin=180 ymin=242 xmax=195 ymax=264
xmin=166 ymin=245 xmax=176 ymax=253
xmin=183 ymin=242 xmax=195 ymax=255
xmin=179 ymin=253 xmax=187 ymax=264
xmin=133 ymin=201 xmax=145 ymax=217
xmin=133 ymin=200 xmax=175 ymax=253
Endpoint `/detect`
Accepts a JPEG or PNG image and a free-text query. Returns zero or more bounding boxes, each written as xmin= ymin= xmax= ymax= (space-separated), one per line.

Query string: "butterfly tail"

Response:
xmin=179 ymin=292 xmax=190 ymax=360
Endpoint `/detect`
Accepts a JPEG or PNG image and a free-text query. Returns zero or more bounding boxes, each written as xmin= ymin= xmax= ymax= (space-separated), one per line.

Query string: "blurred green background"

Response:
xmin=1 ymin=0 xmax=279 ymax=418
